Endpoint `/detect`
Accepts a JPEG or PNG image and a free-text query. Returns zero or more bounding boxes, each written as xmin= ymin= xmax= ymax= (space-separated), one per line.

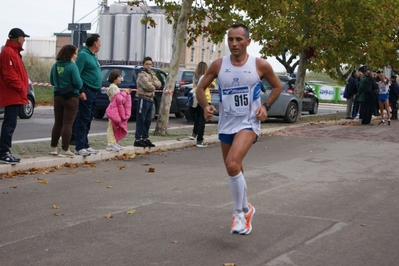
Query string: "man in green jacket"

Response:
xmin=74 ymin=34 xmax=102 ymax=156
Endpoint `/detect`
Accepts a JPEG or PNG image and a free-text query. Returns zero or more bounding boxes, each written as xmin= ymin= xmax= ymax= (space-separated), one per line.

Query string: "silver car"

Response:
xmin=211 ymin=79 xmax=302 ymax=123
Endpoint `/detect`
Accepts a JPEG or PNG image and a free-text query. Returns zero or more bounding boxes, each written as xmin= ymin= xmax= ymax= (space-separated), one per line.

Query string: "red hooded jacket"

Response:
xmin=0 ymin=40 xmax=29 ymax=107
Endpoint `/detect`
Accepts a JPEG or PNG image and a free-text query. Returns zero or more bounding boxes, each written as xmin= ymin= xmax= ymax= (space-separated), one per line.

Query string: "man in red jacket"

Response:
xmin=0 ymin=28 xmax=30 ymax=164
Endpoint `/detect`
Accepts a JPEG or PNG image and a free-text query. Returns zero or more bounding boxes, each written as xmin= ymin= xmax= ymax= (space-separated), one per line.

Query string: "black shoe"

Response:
xmin=134 ymin=140 xmax=148 ymax=147
xmin=0 ymin=152 xmax=20 ymax=165
xmin=143 ymin=139 xmax=155 ymax=147
xmin=345 ymin=117 xmax=354 ymax=119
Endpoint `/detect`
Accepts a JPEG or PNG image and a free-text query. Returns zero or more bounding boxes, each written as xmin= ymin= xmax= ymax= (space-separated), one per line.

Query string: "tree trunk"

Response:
xmin=154 ymin=0 xmax=193 ymax=136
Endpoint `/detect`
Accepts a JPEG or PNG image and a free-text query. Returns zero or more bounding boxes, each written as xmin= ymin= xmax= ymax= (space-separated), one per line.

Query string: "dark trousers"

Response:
xmin=192 ymin=104 xmax=206 ymax=143
xmin=361 ymin=92 xmax=374 ymax=124
xmin=0 ymin=105 xmax=21 ymax=156
xmin=352 ymin=96 xmax=360 ymax=117
xmin=51 ymin=95 xmax=79 ymax=151
xmin=75 ymin=86 xmax=97 ymax=151
xmin=135 ymin=97 xmax=153 ymax=139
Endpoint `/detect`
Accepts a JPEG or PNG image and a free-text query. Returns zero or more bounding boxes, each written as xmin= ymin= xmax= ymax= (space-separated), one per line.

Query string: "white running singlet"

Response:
xmin=217 ymin=55 xmax=262 ymax=135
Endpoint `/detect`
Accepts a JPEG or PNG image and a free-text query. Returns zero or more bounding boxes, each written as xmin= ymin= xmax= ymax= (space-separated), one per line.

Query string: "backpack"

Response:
xmin=363 ymin=77 xmax=373 ymax=93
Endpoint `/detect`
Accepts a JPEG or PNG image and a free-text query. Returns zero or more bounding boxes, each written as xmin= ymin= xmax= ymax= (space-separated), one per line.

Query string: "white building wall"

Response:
xmin=25 ymin=37 xmax=56 ymax=58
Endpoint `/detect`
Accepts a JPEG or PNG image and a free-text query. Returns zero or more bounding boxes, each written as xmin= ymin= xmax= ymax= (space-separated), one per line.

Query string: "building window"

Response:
xmin=201 ymin=49 xmax=205 ymax=62
xmin=218 ymin=51 xmax=221 ymax=58
xmin=190 ymin=47 xmax=195 ymax=62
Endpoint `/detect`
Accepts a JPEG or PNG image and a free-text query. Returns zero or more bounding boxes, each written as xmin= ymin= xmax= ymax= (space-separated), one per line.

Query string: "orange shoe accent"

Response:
xmin=240 ymin=203 xmax=256 ymax=235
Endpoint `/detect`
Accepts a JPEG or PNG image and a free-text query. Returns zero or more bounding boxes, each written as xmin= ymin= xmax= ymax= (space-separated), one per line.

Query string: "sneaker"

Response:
xmin=106 ymin=144 xmax=121 ymax=151
xmin=378 ymin=120 xmax=385 ymax=125
xmin=0 ymin=152 xmax=20 ymax=165
xmin=188 ymin=134 xmax=197 ymax=140
xmin=134 ymin=140 xmax=148 ymax=147
xmin=388 ymin=120 xmax=391 ymax=126
xmin=86 ymin=147 xmax=99 ymax=154
xmin=49 ymin=147 xmax=58 ymax=155
xmin=115 ymin=143 xmax=124 ymax=150
xmin=240 ymin=203 xmax=256 ymax=235
xmin=196 ymin=142 xmax=207 ymax=148
xmin=230 ymin=211 xmax=246 ymax=234
xmin=59 ymin=150 xmax=75 ymax=158
xmin=74 ymin=149 xmax=90 ymax=156
xmin=143 ymin=139 xmax=155 ymax=147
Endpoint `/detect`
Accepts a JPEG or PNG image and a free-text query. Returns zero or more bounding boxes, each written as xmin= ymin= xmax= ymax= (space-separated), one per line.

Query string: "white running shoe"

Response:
xmin=59 ymin=150 xmax=75 ymax=158
xmin=74 ymin=149 xmax=90 ymax=156
xmin=115 ymin=143 xmax=124 ymax=150
xmin=230 ymin=211 xmax=246 ymax=234
xmin=106 ymin=144 xmax=121 ymax=151
xmin=49 ymin=147 xmax=58 ymax=155
xmin=86 ymin=147 xmax=99 ymax=154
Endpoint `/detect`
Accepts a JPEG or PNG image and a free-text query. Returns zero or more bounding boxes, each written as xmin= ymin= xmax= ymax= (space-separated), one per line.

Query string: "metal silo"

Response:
xmin=113 ymin=14 xmax=131 ymax=62
xmin=109 ymin=2 xmax=127 ymax=14
xmin=97 ymin=13 xmax=115 ymax=63
xmin=128 ymin=14 xmax=146 ymax=64
xmin=145 ymin=14 xmax=164 ymax=63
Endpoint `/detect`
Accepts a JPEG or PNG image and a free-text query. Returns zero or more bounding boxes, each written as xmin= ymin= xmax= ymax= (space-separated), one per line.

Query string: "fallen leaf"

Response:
xmin=104 ymin=214 xmax=113 ymax=218
xmin=54 ymin=213 xmax=64 ymax=216
xmin=146 ymin=167 xmax=155 ymax=173
xmin=52 ymin=204 xmax=60 ymax=209
xmin=170 ymin=240 xmax=178 ymax=244
xmin=38 ymin=178 xmax=49 ymax=184
xmin=3 ymin=192 xmax=9 ymax=194
xmin=126 ymin=210 xmax=136 ymax=214
xmin=360 ymin=224 xmax=367 ymax=227
xmin=264 ymin=146 xmax=267 ymax=149
xmin=223 ymin=263 xmax=236 ymax=266
xmin=97 ymin=179 xmax=101 ymax=183
xmin=9 ymin=186 xmax=17 ymax=189
xmin=119 ymin=165 xmax=126 ymax=170
xmin=106 ymin=186 xmax=112 ymax=189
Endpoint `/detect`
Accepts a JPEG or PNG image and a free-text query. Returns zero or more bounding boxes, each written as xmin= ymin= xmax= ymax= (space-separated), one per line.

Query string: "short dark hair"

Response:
xmin=86 ymin=34 xmax=100 ymax=47
xmin=230 ymin=24 xmax=250 ymax=39
xmin=143 ymin=56 xmax=153 ymax=63
xmin=56 ymin=44 xmax=77 ymax=61
xmin=108 ymin=69 xmax=121 ymax=83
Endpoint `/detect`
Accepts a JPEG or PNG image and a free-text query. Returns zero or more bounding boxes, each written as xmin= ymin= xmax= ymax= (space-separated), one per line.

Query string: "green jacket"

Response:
xmin=75 ymin=46 xmax=102 ymax=90
xmin=50 ymin=61 xmax=83 ymax=95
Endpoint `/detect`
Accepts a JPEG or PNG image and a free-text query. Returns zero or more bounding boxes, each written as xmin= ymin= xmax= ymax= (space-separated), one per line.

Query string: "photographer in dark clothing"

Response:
xmin=359 ymin=68 xmax=378 ymax=125
xmin=389 ymin=73 xmax=399 ymax=120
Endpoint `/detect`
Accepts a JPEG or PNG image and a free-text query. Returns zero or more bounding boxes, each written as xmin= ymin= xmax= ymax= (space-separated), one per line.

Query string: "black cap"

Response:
xmin=8 ymin=28 xmax=30 ymax=39
xmin=391 ymin=73 xmax=397 ymax=79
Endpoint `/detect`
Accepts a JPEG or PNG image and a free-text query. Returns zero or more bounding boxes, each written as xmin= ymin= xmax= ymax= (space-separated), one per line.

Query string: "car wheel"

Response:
xmin=18 ymin=96 xmax=34 ymax=119
xmin=93 ymin=108 xmax=105 ymax=119
xmin=283 ymin=102 xmax=299 ymax=123
xmin=309 ymin=101 xmax=318 ymax=114
xmin=175 ymin=111 xmax=184 ymax=118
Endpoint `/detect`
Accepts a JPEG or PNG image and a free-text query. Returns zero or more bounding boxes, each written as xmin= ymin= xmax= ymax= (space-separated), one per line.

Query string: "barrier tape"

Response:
xmin=32 ymin=82 xmax=172 ymax=94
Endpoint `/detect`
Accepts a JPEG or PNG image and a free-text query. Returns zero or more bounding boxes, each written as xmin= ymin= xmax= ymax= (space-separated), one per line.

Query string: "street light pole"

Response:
xmin=71 ymin=0 xmax=76 ymax=45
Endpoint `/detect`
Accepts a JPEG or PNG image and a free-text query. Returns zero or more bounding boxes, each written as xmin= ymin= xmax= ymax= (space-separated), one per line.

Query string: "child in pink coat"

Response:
xmin=105 ymin=69 xmax=132 ymax=151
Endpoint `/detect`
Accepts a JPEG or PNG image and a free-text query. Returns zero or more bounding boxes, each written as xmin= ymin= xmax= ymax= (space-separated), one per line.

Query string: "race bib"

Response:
xmin=221 ymin=86 xmax=250 ymax=116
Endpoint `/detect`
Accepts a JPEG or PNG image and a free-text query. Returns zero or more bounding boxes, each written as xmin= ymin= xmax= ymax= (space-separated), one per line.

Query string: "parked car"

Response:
xmin=0 ymin=78 xmax=35 ymax=119
xmin=175 ymin=69 xmax=195 ymax=92
xmin=177 ymin=78 xmax=303 ymax=123
xmin=94 ymin=65 xmax=183 ymax=120
xmin=279 ymin=77 xmax=319 ymax=114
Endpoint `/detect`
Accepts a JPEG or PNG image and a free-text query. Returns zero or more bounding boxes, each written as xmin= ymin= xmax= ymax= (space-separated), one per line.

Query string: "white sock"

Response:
xmin=229 ymin=172 xmax=247 ymax=212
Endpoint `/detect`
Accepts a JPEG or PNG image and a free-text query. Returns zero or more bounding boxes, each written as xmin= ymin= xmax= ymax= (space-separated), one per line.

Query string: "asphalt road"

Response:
xmin=7 ymin=103 xmax=345 ymax=142
xmin=1 ymin=119 xmax=398 ymax=265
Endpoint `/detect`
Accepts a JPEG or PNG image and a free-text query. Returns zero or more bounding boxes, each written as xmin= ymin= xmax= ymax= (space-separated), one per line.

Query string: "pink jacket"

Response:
xmin=105 ymin=91 xmax=132 ymax=141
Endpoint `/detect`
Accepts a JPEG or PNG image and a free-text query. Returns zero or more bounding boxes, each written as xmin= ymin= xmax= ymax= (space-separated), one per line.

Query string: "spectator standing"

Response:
xmin=345 ymin=70 xmax=359 ymax=119
xmin=359 ymin=68 xmax=377 ymax=125
xmin=74 ymin=34 xmax=102 ymax=156
xmin=0 ymin=28 xmax=30 ymax=164
xmin=389 ymin=73 xmax=399 ymax=120
xmin=188 ymin=61 xmax=216 ymax=147
xmin=105 ymin=69 xmax=131 ymax=151
xmin=196 ymin=24 xmax=282 ymax=235
xmin=352 ymin=71 xmax=363 ymax=118
xmin=49 ymin=44 xmax=82 ymax=157
xmin=376 ymin=73 xmax=390 ymax=125
xmin=133 ymin=56 xmax=161 ymax=148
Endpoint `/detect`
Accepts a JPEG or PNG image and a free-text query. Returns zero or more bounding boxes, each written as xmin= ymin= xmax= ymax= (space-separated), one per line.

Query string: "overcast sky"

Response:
xmin=0 ymin=0 xmax=286 ymax=72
